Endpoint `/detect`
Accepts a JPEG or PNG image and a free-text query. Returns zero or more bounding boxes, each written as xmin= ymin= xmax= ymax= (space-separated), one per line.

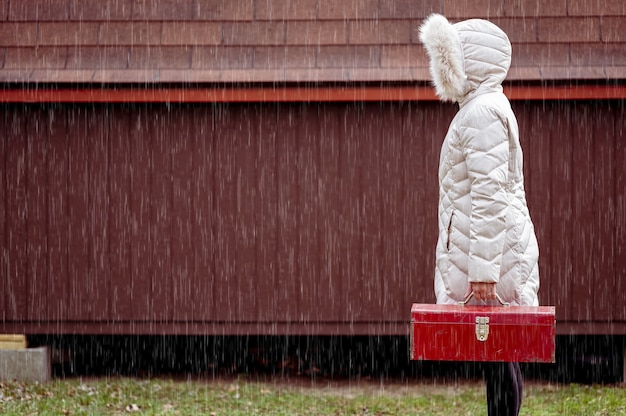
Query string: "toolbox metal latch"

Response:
xmin=475 ymin=316 xmax=489 ymax=341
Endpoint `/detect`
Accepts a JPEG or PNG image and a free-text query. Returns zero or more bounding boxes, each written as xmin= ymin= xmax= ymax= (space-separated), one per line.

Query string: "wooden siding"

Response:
xmin=1 ymin=101 xmax=625 ymax=335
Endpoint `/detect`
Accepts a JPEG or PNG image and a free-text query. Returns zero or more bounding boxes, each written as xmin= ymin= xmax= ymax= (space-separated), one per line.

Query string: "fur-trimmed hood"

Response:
xmin=419 ymin=14 xmax=512 ymax=103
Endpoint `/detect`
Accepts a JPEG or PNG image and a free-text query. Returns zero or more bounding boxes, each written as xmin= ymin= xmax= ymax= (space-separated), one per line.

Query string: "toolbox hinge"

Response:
xmin=475 ymin=316 xmax=489 ymax=342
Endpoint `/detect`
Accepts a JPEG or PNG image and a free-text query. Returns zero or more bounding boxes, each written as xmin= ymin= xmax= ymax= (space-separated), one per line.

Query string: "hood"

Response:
xmin=419 ymin=14 xmax=512 ymax=103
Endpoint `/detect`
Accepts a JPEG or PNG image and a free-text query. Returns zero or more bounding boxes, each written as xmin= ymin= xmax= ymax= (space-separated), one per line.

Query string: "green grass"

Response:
xmin=0 ymin=377 xmax=624 ymax=415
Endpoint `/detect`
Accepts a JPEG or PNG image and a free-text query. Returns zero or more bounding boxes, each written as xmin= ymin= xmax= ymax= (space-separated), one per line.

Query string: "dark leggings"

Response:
xmin=483 ymin=362 xmax=523 ymax=416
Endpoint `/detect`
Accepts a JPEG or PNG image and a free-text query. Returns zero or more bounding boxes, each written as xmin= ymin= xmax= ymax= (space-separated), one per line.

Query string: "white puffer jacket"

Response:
xmin=419 ymin=14 xmax=539 ymax=306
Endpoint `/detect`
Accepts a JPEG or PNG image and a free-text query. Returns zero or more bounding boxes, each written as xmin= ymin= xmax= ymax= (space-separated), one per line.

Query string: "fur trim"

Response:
xmin=419 ymin=14 xmax=466 ymax=102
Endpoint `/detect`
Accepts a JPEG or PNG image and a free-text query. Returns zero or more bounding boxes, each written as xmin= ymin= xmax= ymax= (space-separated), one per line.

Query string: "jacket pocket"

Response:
xmin=446 ymin=211 xmax=455 ymax=251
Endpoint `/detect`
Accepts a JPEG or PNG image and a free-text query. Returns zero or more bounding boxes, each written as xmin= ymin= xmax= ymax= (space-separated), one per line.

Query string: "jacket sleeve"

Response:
xmin=459 ymin=105 xmax=509 ymax=284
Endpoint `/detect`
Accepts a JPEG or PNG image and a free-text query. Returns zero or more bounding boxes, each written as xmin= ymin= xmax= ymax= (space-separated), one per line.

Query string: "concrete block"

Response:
xmin=0 ymin=347 xmax=51 ymax=383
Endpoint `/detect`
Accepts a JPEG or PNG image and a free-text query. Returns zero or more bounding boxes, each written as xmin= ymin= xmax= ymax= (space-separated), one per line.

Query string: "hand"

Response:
xmin=465 ymin=282 xmax=497 ymax=302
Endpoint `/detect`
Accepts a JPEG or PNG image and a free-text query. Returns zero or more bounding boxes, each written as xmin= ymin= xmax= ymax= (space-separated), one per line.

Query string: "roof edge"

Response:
xmin=2 ymin=82 xmax=626 ymax=103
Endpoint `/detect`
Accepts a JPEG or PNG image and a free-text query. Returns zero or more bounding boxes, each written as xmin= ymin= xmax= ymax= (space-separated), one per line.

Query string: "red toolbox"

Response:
xmin=410 ymin=301 xmax=556 ymax=363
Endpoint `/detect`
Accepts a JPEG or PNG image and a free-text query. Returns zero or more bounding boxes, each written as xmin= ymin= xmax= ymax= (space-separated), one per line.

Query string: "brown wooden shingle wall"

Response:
xmin=1 ymin=101 xmax=625 ymax=335
xmin=0 ymin=0 xmax=624 ymax=84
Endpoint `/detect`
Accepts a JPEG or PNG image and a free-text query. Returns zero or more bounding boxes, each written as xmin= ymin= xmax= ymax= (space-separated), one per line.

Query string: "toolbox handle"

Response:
xmin=458 ymin=291 xmax=510 ymax=307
